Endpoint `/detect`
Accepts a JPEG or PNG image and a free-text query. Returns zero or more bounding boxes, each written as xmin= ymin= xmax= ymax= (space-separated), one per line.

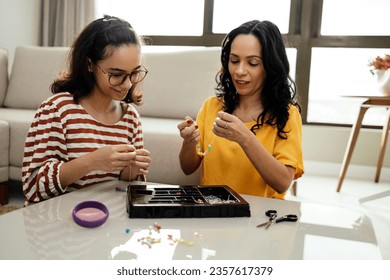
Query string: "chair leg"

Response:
xmin=0 ymin=183 xmax=9 ymax=205
xmin=375 ymin=108 xmax=390 ymax=183
xmin=290 ymin=180 xmax=297 ymax=196
xmin=337 ymin=105 xmax=369 ymax=192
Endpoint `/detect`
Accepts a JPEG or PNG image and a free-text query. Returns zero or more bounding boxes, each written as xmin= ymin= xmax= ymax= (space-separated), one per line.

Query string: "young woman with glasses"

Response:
xmin=22 ymin=15 xmax=151 ymax=205
xmin=177 ymin=20 xmax=304 ymax=199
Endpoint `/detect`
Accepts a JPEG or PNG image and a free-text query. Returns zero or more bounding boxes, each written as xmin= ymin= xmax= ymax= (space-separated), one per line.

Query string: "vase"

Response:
xmin=372 ymin=69 xmax=390 ymax=96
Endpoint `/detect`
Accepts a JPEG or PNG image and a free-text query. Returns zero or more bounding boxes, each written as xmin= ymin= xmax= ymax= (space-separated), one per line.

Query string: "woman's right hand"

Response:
xmin=59 ymin=144 xmax=137 ymax=187
xmin=177 ymin=116 xmax=200 ymax=145
xmin=177 ymin=116 xmax=202 ymax=175
xmin=90 ymin=144 xmax=137 ymax=173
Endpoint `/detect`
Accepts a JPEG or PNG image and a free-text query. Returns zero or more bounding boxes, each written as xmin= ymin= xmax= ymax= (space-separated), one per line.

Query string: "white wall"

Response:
xmin=303 ymin=125 xmax=386 ymax=165
xmin=0 ymin=0 xmax=41 ymax=72
xmin=302 ymin=124 xmax=390 ymax=183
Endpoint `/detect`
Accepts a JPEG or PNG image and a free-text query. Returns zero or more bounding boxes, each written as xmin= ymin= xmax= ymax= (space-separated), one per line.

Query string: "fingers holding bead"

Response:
xmin=213 ymin=115 xmax=237 ymax=139
xmin=178 ymin=117 xmax=200 ymax=144
xmin=177 ymin=116 xmax=195 ymax=132
xmin=132 ymin=149 xmax=151 ymax=168
xmin=215 ymin=117 xmax=229 ymax=130
xmin=181 ymin=127 xmax=200 ymax=143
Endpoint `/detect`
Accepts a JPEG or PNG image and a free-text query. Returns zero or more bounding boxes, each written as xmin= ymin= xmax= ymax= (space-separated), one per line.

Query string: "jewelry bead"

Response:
xmin=197 ymin=135 xmax=216 ymax=157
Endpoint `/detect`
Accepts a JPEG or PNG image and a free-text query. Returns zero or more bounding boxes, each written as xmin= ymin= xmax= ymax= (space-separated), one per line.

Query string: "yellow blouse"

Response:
xmin=196 ymin=96 xmax=304 ymax=199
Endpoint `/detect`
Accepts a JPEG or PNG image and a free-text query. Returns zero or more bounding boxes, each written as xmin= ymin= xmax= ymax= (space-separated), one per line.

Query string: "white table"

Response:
xmin=0 ymin=180 xmax=382 ymax=260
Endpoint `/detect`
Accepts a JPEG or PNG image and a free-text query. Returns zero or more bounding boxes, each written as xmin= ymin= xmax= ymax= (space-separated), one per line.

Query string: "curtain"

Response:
xmin=41 ymin=0 xmax=95 ymax=47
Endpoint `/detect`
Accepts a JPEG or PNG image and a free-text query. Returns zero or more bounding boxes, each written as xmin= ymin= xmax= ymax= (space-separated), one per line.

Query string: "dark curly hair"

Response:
xmin=51 ymin=15 xmax=144 ymax=104
xmin=216 ymin=20 xmax=300 ymax=139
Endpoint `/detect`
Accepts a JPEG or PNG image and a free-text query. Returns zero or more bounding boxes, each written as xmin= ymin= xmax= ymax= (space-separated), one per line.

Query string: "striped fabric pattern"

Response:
xmin=22 ymin=92 xmax=143 ymax=205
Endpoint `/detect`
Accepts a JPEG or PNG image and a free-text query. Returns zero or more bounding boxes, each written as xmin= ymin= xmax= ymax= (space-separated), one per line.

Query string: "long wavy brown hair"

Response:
xmin=216 ymin=20 xmax=300 ymax=139
xmin=51 ymin=15 xmax=144 ymax=105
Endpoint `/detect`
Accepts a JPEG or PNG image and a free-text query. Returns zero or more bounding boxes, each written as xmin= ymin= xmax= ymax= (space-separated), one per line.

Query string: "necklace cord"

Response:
xmin=197 ymin=134 xmax=216 ymax=157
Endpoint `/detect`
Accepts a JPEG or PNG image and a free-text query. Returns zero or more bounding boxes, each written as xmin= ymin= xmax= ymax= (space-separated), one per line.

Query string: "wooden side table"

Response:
xmin=337 ymin=96 xmax=390 ymax=193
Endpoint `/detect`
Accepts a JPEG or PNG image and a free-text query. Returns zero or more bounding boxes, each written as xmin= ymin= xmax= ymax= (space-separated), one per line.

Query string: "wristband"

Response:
xmin=72 ymin=201 xmax=109 ymax=228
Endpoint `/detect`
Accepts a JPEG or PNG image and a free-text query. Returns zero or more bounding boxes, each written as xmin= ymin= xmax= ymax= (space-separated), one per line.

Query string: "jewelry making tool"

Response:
xmin=256 ymin=209 xmax=298 ymax=230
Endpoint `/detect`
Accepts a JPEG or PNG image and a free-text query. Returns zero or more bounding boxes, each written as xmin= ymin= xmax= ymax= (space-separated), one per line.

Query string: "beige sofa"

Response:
xmin=0 ymin=45 xmax=221 ymax=204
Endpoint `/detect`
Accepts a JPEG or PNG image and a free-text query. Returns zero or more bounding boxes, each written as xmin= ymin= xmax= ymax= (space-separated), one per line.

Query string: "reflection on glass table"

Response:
xmin=291 ymin=203 xmax=381 ymax=260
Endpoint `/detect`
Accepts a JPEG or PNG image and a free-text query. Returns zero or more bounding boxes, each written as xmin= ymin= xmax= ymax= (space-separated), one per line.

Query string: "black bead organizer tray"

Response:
xmin=126 ymin=184 xmax=250 ymax=218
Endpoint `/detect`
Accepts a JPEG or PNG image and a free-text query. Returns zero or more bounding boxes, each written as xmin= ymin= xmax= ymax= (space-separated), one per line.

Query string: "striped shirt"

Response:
xmin=22 ymin=92 xmax=144 ymax=205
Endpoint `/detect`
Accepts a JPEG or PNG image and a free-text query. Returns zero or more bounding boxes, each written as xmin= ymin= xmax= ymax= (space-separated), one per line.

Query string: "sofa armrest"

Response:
xmin=0 ymin=120 xmax=9 ymax=183
xmin=0 ymin=48 xmax=8 ymax=106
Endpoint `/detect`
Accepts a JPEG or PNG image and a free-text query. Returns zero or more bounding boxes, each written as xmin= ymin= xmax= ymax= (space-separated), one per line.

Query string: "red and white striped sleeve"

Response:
xmin=22 ymin=96 xmax=68 ymax=204
xmin=22 ymin=93 xmax=145 ymax=205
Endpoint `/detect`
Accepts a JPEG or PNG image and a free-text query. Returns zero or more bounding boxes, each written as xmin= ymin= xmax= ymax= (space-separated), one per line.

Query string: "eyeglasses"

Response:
xmin=96 ymin=64 xmax=148 ymax=86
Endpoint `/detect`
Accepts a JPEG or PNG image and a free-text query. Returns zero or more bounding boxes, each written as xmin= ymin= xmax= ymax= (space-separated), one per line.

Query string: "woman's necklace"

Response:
xmin=196 ymin=134 xmax=216 ymax=157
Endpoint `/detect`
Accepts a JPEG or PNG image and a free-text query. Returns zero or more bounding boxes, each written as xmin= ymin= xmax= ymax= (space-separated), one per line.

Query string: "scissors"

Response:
xmin=256 ymin=210 xmax=298 ymax=230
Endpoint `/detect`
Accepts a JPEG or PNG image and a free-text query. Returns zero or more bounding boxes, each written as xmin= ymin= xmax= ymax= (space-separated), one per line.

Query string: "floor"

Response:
xmin=4 ymin=174 xmax=390 ymax=259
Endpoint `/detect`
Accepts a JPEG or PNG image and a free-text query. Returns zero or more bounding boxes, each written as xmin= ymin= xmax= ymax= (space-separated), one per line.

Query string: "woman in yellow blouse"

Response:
xmin=177 ymin=20 xmax=304 ymax=199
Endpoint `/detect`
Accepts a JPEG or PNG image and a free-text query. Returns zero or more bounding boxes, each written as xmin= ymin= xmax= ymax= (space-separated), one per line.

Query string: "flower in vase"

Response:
xmin=369 ymin=54 xmax=390 ymax=95
xmin=369 ymin=54 xmax=390 ymax=74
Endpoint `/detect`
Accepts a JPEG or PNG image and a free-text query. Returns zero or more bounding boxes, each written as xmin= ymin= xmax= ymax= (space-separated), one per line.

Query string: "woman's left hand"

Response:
xmin=212 ymin=111 xmax=252 ymax=144
xmin=131 ymin=148 xmax=151 ymax=176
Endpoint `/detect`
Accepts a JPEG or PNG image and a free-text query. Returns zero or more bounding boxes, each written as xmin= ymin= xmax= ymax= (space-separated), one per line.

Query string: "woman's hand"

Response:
xmin=177 ymin=116 xmax=202 ymax=175
xmin=60 ymin=144 xmax=137 ymax=186
xmin=90 ymin=144 xmax=137 ymax=172
xmin=212 ymin=111 xmax=252 ymax=145
xmin=177 ymin=116 xmax=200 ymax=145
xmin=119 ymin=148 xmax=151 ymax=181
xmin=130 ymin=148 xmax=152 ymax=177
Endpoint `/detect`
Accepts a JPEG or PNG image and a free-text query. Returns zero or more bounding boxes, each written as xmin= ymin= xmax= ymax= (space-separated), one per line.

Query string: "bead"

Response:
xmin=196 ymin=134 xmax=216 ymax=157
xmin=194 ymin=231 xmax=203 ymax=239
xmin=138 ymin=236 xmax=161 ymax=248
xmin=125 ymin=227 xmax=130 ymax=234
xmin=177 ymin=238 xmax=194 ymax=246
xmin=154 ymin=222 xmax=161 ymax=232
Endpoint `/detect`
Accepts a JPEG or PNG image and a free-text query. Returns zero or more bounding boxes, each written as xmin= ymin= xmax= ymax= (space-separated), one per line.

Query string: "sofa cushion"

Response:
xmin=0 ymin=48 xmax=8 ymax=106
xmin=141 ymin=116 xmax=200 ymax=185
xmin=4 ymin=46 xmax=69 ymax=109
xmin=0 ymin=108 xmax=36 ymax=169
xmin=138 ymin=46 xmax=221 ymax=119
